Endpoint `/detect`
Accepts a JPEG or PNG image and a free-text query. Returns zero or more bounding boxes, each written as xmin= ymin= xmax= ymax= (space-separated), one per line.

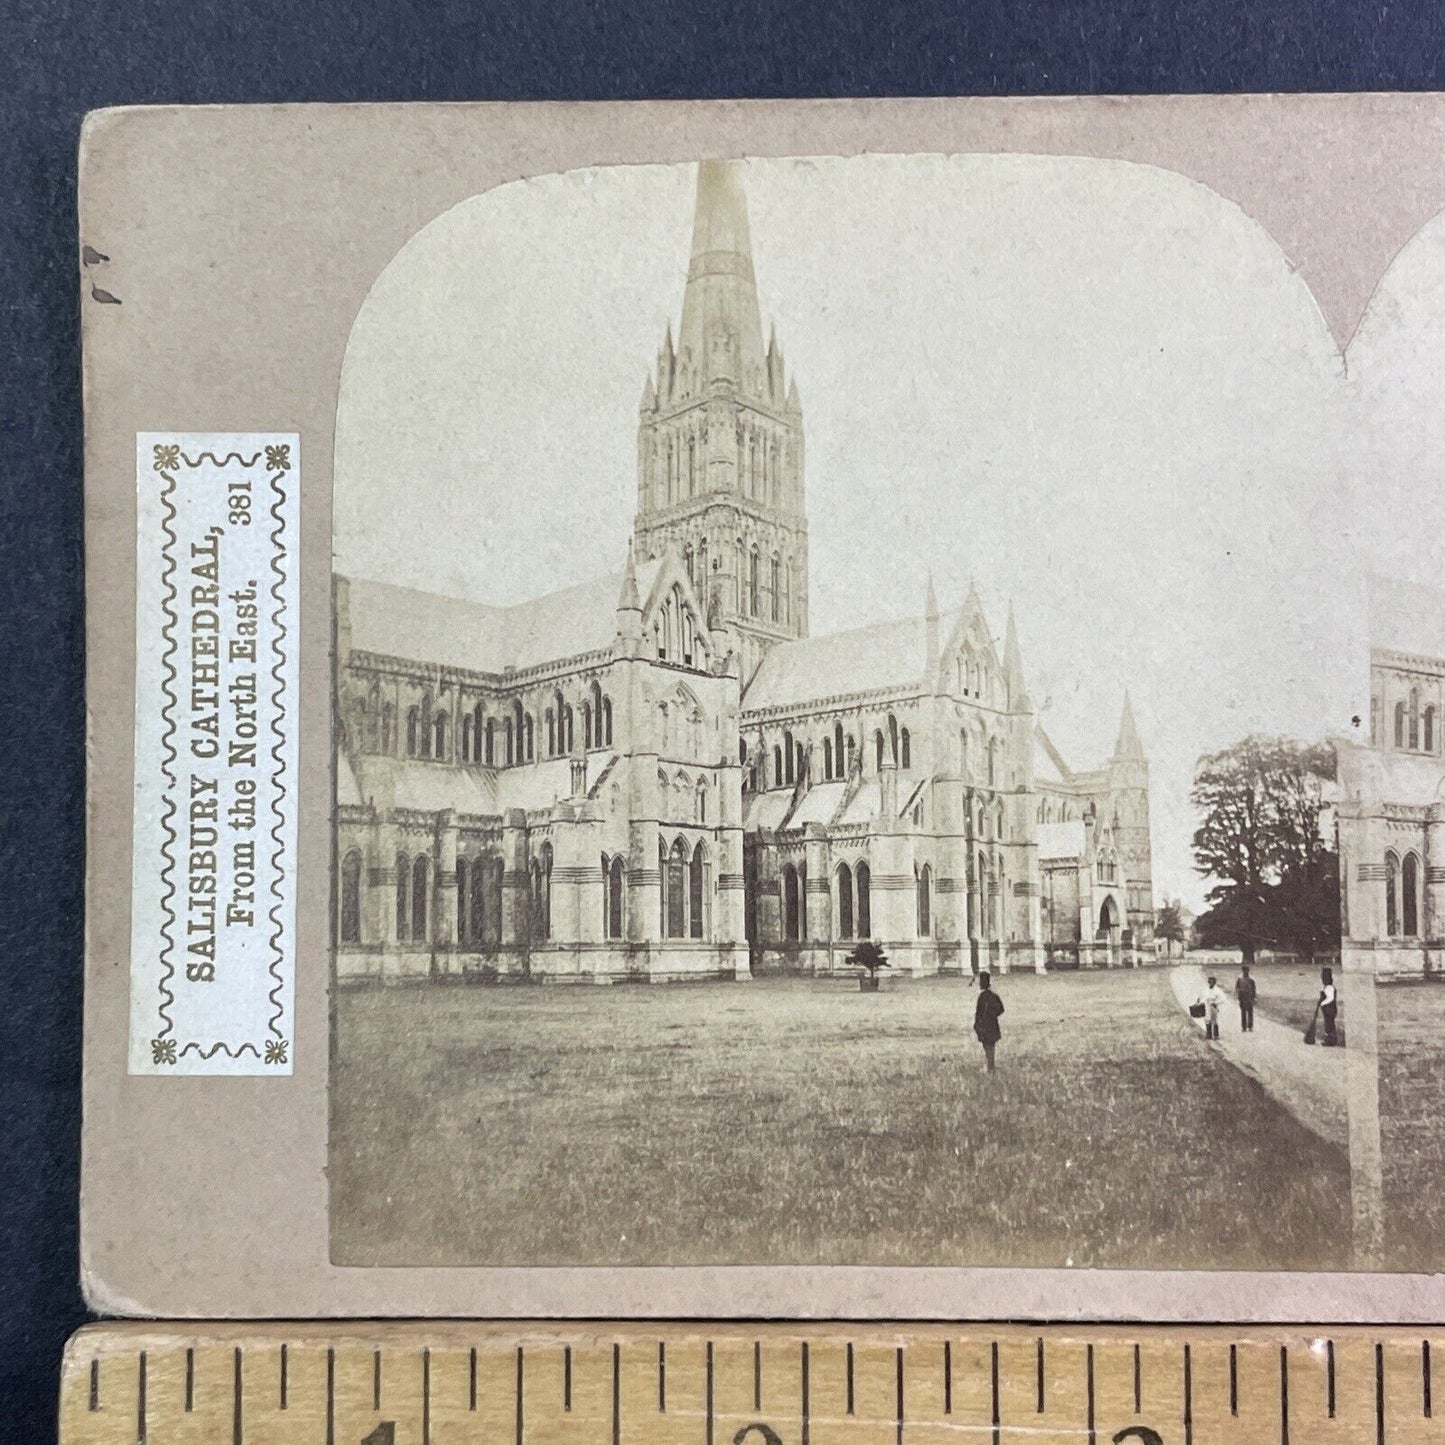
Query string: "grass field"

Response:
xmin=331 ymin=969 xmax=1350 ymax=1270
xmin=1378 ymin=982 xmax=1445 ymax=1270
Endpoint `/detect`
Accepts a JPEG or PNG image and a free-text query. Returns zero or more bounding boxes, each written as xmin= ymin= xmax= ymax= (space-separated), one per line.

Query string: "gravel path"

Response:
xmin=1170 ymin=963 xmax=1348 ymax=1151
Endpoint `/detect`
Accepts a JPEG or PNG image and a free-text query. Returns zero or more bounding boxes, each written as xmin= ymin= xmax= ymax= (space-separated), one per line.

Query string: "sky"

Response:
xmin=334 ymin=153 xmax=1445 ymax=911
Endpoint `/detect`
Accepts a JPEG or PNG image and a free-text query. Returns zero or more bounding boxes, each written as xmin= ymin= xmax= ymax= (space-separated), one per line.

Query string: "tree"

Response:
xmin=1190 ymin=734 xmax=1338 ymax=963
xmin=1155 ymin=900 xmax=1185 ymax=954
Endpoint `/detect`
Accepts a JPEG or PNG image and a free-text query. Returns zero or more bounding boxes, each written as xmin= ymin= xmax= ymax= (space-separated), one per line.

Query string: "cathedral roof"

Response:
xmin=742 ymin=608 xmax=965 ymax=712
xmin=344 ymin=560 xmax=662 ymax=674
xmin=343 ymin=752 xmax=618 ymax=817
xmin=1037 ymin=819 xmax=1086 ymax=860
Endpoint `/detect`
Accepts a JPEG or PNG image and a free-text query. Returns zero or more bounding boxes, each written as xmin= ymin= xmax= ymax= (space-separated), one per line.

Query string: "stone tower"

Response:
xmin=635 ymin=160 xmax=809 ymax=684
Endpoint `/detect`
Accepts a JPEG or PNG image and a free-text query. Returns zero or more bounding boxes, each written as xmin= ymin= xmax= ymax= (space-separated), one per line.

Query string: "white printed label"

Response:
xmin=129 ymin=434 xmax=299 ymax=1075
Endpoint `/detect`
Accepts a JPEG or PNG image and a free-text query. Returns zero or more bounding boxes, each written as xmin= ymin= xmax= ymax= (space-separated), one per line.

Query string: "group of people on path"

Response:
xmin=1196 ymin=965 xmax=1339 ymax=1046
xmin=964 ymin=960 xmax=1342 ymax=1075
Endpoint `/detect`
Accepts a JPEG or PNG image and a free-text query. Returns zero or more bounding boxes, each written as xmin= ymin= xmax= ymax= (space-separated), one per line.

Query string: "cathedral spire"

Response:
xmin=1114 ymin=691 xmax=1145 ymax=759
xmin=677 ymin=160 xmax=766 ymax=392
xmin=615 ymin=538 xmax=643 ymax=646
xmin=1003 ymin=602 xmax=1031 ymax=712
xmin=924 ymin=572 xmax=939 ymax=670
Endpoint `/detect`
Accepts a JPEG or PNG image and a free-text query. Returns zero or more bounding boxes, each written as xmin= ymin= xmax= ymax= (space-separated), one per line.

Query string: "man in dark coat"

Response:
xmin=973 ymin=971 xmax=1005 ymax=1072
xmin=1235 ymin=964 xmax=1257 ymax=1033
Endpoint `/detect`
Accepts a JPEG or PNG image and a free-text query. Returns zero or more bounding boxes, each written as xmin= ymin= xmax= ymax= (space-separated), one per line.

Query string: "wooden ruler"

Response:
xmin=59 ymin=1323 xmax=1445 ymax=1444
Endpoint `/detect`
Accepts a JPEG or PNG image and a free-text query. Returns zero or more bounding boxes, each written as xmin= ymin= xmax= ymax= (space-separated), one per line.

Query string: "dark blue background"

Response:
xmin=3 ymin=0 xmax=1443 ymax=1437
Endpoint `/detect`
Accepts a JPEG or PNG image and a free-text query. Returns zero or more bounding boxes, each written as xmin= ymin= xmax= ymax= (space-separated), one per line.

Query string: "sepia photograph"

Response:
xmin=325 ymin=148 xmax=1445 ymax=1274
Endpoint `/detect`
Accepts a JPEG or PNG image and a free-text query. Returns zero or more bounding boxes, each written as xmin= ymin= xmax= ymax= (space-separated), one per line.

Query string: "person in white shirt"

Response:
xmin=1199 ymin=974 xmax=1228 ymax=1040
xmin=1318 ymin=967 xmax=1340 ymax=1047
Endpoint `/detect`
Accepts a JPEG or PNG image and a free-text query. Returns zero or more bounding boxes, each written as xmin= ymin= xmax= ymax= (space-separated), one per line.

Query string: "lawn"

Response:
xmin=330 ymin=969 xmax=1350 ymax=1270
xmin=1378 ymin=981 xmax=1445 ymax=1270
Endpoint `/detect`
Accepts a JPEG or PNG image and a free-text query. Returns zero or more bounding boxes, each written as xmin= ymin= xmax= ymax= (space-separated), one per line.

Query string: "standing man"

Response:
xmin=973 ymin=970 xmax=1005 ymax=1072
xmin=1199 ymin=973 xmax=1228 ymax=1040
xmin=1236 ymin=964 xmax=1257 ymax=1033
xmin=1319 ymin=966 xmax=1340 ymax=1047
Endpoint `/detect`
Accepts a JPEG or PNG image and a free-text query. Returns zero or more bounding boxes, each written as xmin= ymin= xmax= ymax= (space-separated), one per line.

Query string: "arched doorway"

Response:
xmin=1097 ymin=895 xmax=1121 ymax=967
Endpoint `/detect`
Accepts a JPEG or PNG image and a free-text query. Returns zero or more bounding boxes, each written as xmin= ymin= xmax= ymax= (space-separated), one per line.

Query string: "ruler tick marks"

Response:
xmin=1133 ymin=1342 xmax=1141 ymax=1413
xmin=1086 ymin=1343 xmax=1096 ymax=1445
xmin=1036 ymin=1337 xmax=1045 ymax=1413
xmin=944 ymin=1341 xmax=952 ymax=1415
xmin=138 ymin=1349 xmax=147 ymax=1444
xmin=612 ymin=1343 xmax=621 ymax=1445
xmin=233 ymin=1347 xmax=243 ymax=1445
xmin=516 ymin=1346 xmax=525 ymax=1445
xmin=280 ymin=1342 xmax=288 ymax=1409
xmin=990 ymin=1341 xmax=1000 ymax=1445
xmin=185 ymin=1349 xmax=194 ymax=1413
xmin=423 ymin=1348 xmax=431 ymax=1445
xmin=88 ymin=1357 xmax=98 ymax=1412
xmin=1279 ymin=1344 xmax=1289 ymax=1445
xmin=706 ymin=1342 xmax=715 ymax=1445
xmin=801 ymin=1342 xmax=810 ymax=1445
xmin=325 ymin=1348 xmax=334 ymax=1445
xmin=1183 ymin=1344 xmax=1192 ymax=1445
xmin=1229 ymin=1343 xmax=1238 ymax=1417
xmin=846 ymin=1341 xmax=855 ymax=1415
xmin=1376 ymin=1342 xmax=1385 ymax=1445
xmin=754 ymin=1339 xmax=762 ymax=1412
xmin=373 ymin=1348 xmax=382 ymax=1411
xmin=895 ymin=1346 xmax=904 ymax=1445
xmin=658 ymin=1341 xmax=666 ymax=1413
xmin=1425 ymin=1339 xmax=1433 ymax=1417
xmin=1327 ymin=1339 xmax=1335 ymax=1418
xmin=564 ymin=1345 xmax=572 ymax=1412
xmin=470 ymin=1347 xmax=478 ymax=1412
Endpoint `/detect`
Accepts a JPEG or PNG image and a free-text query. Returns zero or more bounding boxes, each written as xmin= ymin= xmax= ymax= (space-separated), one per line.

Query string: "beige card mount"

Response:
xmin=82 ymin=96 xmax=1445 ymax=1319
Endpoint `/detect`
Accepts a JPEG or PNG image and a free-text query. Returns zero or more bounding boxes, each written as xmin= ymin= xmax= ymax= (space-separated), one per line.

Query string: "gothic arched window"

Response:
xmin=856 ymin=862 xmax=872 ymax=938
xmin=1427 ymin=706 xmax=1437 ymax=754
xmin=888 ymin=713 xmax=899 ymax=766
xmin=771 ymin=555 xmax=781 ymax=622
xmin=783 ymin=864 xmax=801 ymax=941
xmin=836 ymin=862 xmax=854 ymax=940
xmin=666 ymin=838 xmax=687 ymax=939
xmin=410 ymin=854 xmax=429 ymax=942
xmin=395 ymin=853 xmax=409 ymax=940
xmin=340 ymin=849 xmax=362 ymax=944
xmin=605 ymin=854 xmax=625 ymax=940
xmin=874 ymin=729 xmax=885 ymax=772
xmin=749 ymin=548 xmax=760 ymax=617
xmin=1395 ymin=700 xmax=1407 ymax=749
xmin=433 ymin=710 xmax=448 ymax=760
xmin=1404 ymin=851 xmax=1421 ymax=937
xmin=1386 ymin=851 xmax=1401 ymax=937
xmin=689 ymin=841 xmax=706 ymax=939
xmin=834 ymin=722 xmax=844 ymax=778
xmin=1410 ymin=688 xmax=1421 ymax=750
xmin=406 ymin=707 xmax=421 ymax=758
xmin=784 ymin=731 xmax=795 ymax=785
xmin=823 ymin=737 xmax=834 ymax=780
xmin=901 ymin=727 xmax=911 ymax=770
xmin=774 ymin=745 xmax=784 ymax=787
xmin=916 ymin=864 xmax=932 ymax=937
xmin=535 ymin=843 xmax=553 ymax=941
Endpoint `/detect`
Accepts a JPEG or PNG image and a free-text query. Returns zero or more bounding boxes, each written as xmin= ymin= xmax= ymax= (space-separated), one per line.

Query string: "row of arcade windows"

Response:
xmin=403 ymin=689 xmax=615 ymax=767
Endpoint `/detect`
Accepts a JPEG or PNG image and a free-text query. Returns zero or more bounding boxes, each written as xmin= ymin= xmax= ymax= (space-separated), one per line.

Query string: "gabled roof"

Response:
xmin=343 ymin=560 xmax=662 ymax=674
xmin=1037 ymin=819 xmax=1086 ymax=860
xmin=342 ymin=752 xmax=618 ymax=818
xmin=743 ymin=608 xmax=965 ymax=712
xmin=1033 ymin=726 xmax=1073 ymax=786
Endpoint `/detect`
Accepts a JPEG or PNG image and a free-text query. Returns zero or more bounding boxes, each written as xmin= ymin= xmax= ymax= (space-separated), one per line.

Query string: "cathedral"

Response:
xmin=333 ymin=161 xmax=1155 ymax=984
